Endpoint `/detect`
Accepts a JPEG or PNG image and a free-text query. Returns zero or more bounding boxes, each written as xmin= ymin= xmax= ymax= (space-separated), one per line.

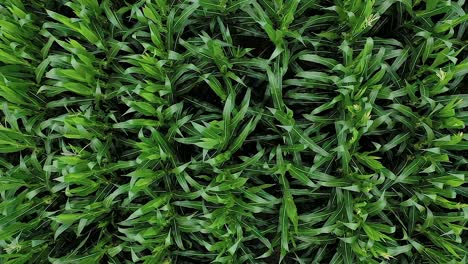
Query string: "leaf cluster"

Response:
xmin=0 ymin=0 xmax=467 ymax=263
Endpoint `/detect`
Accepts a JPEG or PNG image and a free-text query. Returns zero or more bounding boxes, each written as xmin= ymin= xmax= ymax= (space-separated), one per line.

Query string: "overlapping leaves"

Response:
xmin=0 ymin=0 xmax=467 ymax=263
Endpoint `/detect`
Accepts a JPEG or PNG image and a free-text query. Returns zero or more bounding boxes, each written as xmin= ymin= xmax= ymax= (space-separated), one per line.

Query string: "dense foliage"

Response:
xmin=0 ymin=0 xmax=467 ymax=263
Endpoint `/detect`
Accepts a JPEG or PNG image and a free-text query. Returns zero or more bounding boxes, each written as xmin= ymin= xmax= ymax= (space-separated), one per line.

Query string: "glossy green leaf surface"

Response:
xmin=0 ymin=0 xmax=467 ymax=263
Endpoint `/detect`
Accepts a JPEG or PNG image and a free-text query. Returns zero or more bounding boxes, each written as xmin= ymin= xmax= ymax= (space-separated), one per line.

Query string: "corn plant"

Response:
xmin=0 ymin=0 xmax=467 ymax=263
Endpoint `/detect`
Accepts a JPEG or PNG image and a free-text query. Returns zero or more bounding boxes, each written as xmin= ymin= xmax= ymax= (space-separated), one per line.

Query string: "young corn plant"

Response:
xmin=0 ymin=0 xmax=467 ymax=263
